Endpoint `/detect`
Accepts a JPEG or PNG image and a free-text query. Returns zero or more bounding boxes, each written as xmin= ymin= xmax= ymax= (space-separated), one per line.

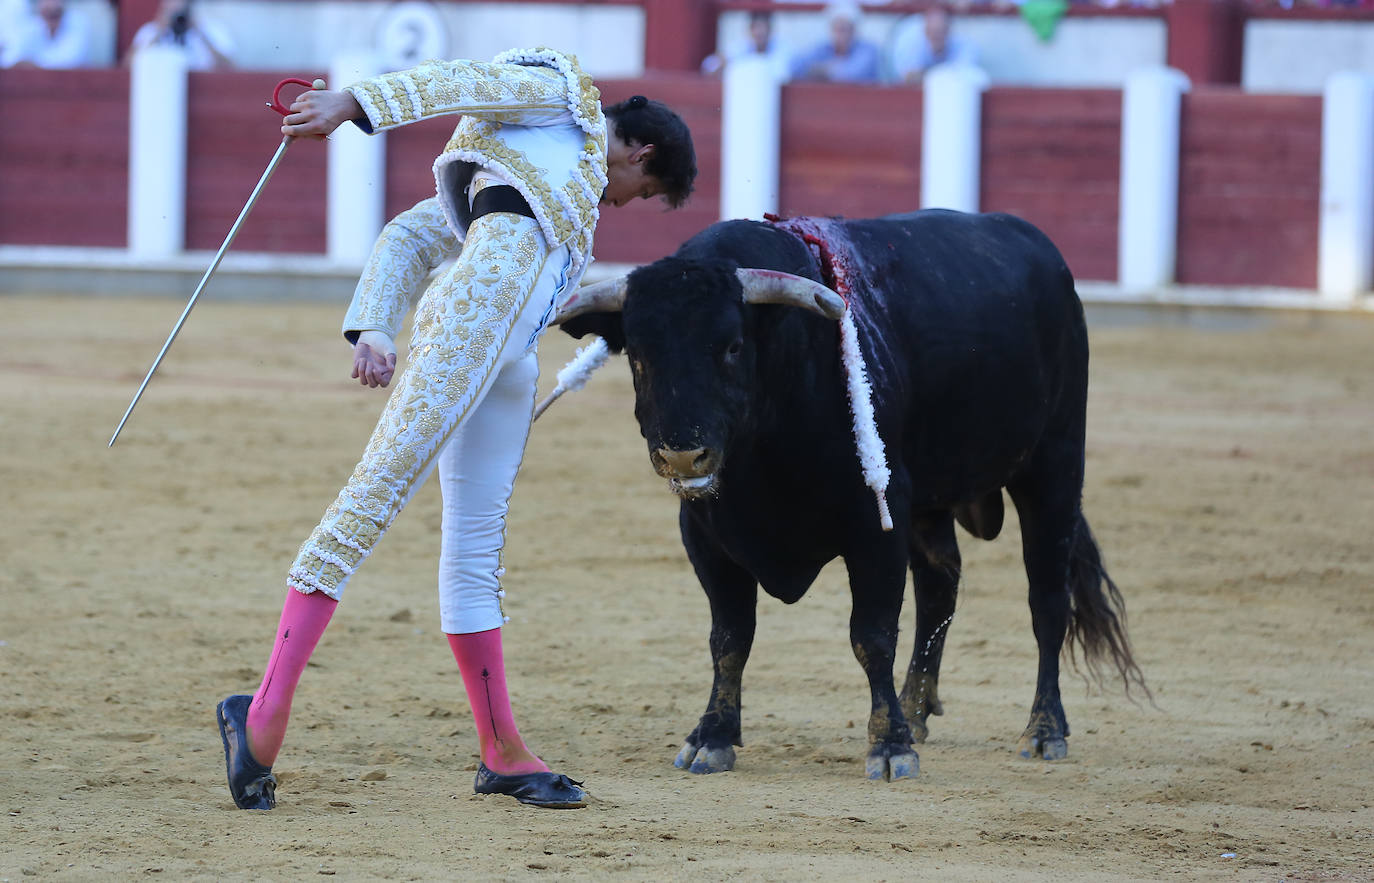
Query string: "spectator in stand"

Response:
xmin=700 ymin=11 xmax=791 ymax=81
xmin=1 ymin=0 xmax=92 ymax=69
xmin=127 ymin=0 xmax=234 ymax=71
xmin=890 ymin=6 xmax=979 ymax=84
xmin=790 ymin=2 xmax=882 ymax=83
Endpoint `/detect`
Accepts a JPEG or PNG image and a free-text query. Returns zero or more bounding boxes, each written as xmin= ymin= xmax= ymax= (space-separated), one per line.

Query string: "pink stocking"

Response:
xmin=448 ymin=628 xmax=547 ymax=775
xmin=246 ymin=588 xmax=337 ymax=766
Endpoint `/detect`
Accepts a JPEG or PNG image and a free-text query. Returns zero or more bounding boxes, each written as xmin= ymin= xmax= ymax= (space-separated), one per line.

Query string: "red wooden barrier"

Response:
xmin=0 ymin=69 xmax=129 ymax=248
xmin=185 ymin=72 xmax=327 ymax=254
xmin=0 ymin=69 xmax=1341 ymax=295
xmin=981 ymin=87 xmax=1122 ymax=284
xmin=778 ymin=82 xmax=923 ymax=221
xmin=1176 ymin=88 xmax=1321 ymax=289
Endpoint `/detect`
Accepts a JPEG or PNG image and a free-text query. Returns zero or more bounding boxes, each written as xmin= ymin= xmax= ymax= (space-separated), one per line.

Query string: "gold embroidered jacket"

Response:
xmin=344 ymin=47 xmax=608 ymax=283
xmin=340 ymin=197 xmax=456 ymax=343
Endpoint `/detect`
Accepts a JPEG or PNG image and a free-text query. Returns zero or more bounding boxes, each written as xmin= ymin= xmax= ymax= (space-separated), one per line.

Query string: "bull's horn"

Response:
xmin=553 ymin=276 xmax=628 ymax=323
xmin=735 ymin=269 xmax=846 ymax=320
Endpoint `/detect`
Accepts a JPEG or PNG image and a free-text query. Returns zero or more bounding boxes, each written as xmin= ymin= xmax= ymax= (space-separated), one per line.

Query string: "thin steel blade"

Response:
xmin=109 ymin=137 xmax=292 ymax=447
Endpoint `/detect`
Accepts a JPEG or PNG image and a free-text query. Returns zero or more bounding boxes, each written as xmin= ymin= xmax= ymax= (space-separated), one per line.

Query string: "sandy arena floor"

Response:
xmin=2 ymin=294 xmax=1372 ymax=881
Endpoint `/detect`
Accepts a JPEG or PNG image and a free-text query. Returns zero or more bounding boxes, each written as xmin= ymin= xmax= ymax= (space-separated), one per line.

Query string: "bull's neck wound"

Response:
xmin=766 ymin=215 xmax=857 ymax=307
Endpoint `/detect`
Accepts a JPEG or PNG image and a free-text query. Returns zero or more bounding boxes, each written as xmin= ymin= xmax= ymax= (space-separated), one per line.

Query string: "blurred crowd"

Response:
xmin=1 ymin=0 xmax=233 ymax=69
xmin=707 ymin=0 xmax=1370 ymax=87
xmin=2 ymin=0 xmax=1370 ymax=72
xmin=1250 ymin=0 xmax=1374 ymax=7
xmin=702 ymin=3 xmax=982 ymax=85
xmin=903 ymin=0 xmax=1374 ymax=6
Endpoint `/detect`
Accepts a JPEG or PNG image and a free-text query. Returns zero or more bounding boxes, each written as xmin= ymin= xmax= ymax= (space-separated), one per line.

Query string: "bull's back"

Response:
xmin=840 ymin=210 xmax=1087 ymax=501
xmin=846 ymin=210 xmax=1078 ymax=329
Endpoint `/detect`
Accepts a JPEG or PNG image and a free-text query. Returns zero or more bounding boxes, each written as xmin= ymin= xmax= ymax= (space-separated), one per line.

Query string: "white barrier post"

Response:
xmin=1118 ymin=67 xmax=1190 ymax=294
xmin=920 ymin=64 xmax=989 ymax=213
xmin=128 ymin=47 xmax=188 ymax=258
xmin=328 ymin=52 xmax=387 ymax=265
xmin=720 ymin=55 xmax=781 ymax=220
xmin=1318 ymin=72 xmax=1374 ymax=304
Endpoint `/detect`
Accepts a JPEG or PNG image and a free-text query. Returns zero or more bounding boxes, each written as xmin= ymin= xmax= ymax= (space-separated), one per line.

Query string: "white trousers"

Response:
xmin=288 ymin=212 xmax=571 ymax=634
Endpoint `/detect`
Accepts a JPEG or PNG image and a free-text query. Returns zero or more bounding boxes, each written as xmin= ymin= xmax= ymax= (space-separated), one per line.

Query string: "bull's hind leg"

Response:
xmin=675 ymin=521 xmax=758 ymax=775
xmin=845 ymin=550 xmax=919 ymax=781
xmin=900 ymin=513 xmax=961 ymax=743
xmin=1005 ymin=473 xmax=1079 ymax=761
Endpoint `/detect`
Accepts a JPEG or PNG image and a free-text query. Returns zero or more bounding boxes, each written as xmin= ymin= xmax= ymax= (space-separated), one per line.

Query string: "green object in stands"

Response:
xmin=1020 ymin=0 xmax=1069 ymax=42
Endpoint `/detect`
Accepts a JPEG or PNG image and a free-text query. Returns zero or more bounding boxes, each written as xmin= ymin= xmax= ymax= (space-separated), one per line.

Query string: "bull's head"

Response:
xmin=556 ymin=258 xmax=844 ymax=499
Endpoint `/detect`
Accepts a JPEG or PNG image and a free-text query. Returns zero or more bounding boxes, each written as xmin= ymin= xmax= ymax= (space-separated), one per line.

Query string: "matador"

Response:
xmin=215 ymin=46 xmax=697 ymax=811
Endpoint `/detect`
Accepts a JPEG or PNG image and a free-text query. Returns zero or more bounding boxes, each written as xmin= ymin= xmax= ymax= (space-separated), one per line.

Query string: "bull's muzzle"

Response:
xmin=651 ymin=446 xmax=721 ymax=498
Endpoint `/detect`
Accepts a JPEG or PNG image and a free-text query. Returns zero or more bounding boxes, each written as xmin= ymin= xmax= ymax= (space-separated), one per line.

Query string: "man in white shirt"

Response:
xmin=127 ymin=0 xmax=233 ymax=71
xmin=1 ymin=0 xmax=92 ymax=69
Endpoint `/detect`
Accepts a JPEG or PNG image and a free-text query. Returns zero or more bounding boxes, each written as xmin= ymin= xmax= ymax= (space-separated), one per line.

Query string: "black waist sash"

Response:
xmin=470 ymin=185 xmax=536 ymax=221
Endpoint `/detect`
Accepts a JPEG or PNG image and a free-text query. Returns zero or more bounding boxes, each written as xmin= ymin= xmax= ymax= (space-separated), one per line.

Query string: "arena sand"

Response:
xmin=2 ymin=294 xmax=1372 ymax=881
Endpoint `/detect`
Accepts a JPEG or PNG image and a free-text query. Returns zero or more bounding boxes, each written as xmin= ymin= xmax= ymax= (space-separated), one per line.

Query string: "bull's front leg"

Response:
xmin=675 ymin=521 xmax=758 ymax=774
xmin=845 ymin=550 xmax=919 ymax=781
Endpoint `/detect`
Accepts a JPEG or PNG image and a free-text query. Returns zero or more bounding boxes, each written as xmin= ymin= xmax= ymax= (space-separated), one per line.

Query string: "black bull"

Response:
xmin=557 ymin=209 xmax=1146 ymax=780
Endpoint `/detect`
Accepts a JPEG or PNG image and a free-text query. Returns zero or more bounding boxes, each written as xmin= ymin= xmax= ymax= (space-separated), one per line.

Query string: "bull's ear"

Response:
xmin=559 ymin=313 xmax=626 ymax=353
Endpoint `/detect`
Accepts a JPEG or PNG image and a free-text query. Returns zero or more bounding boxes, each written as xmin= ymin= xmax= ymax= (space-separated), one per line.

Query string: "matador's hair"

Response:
xmin=605 ymin=95 xmax=697 ymax=209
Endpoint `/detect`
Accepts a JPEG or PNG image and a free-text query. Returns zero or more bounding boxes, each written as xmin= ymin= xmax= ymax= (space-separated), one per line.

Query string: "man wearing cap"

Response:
xmin=790 ymin=2 xmax=882 ymax=83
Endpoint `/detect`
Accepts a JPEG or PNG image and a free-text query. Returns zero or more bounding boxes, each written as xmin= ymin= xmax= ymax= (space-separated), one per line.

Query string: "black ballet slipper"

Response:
xmin=216 ymin=694 xmax=277 ymax=810
xmin=473 ymin=763 xmax=587 ymax=809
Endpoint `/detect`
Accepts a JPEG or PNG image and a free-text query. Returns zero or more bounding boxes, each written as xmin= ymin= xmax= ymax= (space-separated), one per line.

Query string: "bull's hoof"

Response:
xmin=674 ymin=740 xmax=736 ymax=774
xmin=1016 ymin=730 xmax=1068 ymax=761
xmin=864 ymin=744 xmax=919 ymax=782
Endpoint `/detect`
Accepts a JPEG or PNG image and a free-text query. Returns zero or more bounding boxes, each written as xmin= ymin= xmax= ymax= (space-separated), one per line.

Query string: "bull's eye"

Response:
xmin=725 ymin=340 xmax=742 ymax=357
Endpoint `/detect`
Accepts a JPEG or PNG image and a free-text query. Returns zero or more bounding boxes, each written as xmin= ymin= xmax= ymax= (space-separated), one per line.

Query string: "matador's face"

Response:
xmin=601 ymin=139 xmax=664 ymax=209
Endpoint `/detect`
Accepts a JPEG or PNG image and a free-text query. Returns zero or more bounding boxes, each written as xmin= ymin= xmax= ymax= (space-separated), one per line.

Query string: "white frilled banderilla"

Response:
xmin=531 ymin=336 xmax=610 ymax=421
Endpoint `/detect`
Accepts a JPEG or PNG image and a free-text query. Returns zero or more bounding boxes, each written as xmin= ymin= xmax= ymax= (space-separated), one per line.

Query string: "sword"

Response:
xmin=108 ymin=77 xmax=327 ymax=447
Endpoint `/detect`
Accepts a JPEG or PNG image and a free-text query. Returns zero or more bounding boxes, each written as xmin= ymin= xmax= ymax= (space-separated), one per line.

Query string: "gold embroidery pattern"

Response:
xmin=434 ymin=129 xmax=604 ymax=272
xmin=345 ymin=198 xmax=458 ymax=339
xmin=346 ymin=47 xmax=606 ymax=282
xmin=445 ymin=131 xmax=570 ymax=241
xmin=492 ymin=47 xmax=603 ymax=134
xmin=348 ymin=60 xmax=569 ymax=131
xmin=289 ymin=214 xmax=550 ymax=598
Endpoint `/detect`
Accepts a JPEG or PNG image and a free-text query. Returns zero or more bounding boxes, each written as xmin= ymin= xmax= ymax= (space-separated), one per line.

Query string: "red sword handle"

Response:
xmin=268 ymin=77 xmax=326 ymax=116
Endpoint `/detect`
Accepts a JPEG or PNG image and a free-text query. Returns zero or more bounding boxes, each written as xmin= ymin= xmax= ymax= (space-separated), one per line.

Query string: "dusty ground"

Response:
xmin=2 ymin=293 xmax=1372 ymax=881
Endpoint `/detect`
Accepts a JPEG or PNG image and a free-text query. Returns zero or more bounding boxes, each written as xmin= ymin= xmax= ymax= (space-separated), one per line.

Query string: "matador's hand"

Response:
xmin=282 ymin=89 xmax=364 ymax=140
xmin=352 ymin=331 xmax=397 ymax=388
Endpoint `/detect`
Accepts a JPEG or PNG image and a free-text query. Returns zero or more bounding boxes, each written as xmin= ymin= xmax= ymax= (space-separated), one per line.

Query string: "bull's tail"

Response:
xmin=1065 ymin=513 xmax=1150 ymax=700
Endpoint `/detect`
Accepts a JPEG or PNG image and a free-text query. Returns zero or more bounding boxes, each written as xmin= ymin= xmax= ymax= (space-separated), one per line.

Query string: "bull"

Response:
xmin=555 ymin=209 xmax=1145 ymax=780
